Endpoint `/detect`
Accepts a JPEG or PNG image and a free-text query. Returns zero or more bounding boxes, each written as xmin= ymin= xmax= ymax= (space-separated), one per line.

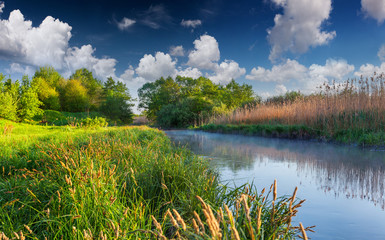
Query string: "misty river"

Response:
xmin=166 ymin=130 xmax=385 ymax=240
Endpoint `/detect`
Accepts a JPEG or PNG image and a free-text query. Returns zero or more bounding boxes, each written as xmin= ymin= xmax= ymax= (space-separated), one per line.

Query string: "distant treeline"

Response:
xmin=0 ymin=67 xmax=134 ymax=124
xmin=138 ymin=76 xmax=260 ymax=128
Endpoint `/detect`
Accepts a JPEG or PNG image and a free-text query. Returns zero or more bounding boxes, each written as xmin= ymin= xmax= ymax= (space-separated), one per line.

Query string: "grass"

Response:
xmin=203 ymin=74 xmax=385 ymax=147
xmin=0 ymin=120 xmax=312 ymax=239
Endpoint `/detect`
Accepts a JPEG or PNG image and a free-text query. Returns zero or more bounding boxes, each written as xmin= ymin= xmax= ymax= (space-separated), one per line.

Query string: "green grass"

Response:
xmin=0 ymin=120 xmax=311 ymax=239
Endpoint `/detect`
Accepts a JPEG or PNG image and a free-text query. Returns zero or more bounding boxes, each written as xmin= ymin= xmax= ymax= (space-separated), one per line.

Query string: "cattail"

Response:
xmin=24 ymin=225 xmax=32 ymax=234
xmin=299 ymin=223 xmax=308 ymax=240
xmin=273 ymin=179 xmax=277 ymax=202
xmin=172 ymin=209 xmax=186 ymax=231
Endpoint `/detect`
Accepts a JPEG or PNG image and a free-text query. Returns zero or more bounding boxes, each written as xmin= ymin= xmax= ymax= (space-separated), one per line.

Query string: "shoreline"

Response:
xmin=195 ymin=123 xmax=385 ymax=150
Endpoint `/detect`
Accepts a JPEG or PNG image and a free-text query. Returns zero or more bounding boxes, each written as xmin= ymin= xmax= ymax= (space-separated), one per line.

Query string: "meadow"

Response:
xmin=0 ymin=119 xmax=312 ymax=239
xmin=202 ymin=74 xmax=385 ymax=147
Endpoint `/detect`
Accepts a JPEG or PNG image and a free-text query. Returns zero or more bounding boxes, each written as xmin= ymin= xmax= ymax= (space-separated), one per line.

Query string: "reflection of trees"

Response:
xmin=166 ymin=130 xmax=385 ymax=209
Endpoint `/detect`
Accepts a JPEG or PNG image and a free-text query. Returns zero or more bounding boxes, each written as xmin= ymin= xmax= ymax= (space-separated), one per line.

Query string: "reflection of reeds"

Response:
xmin=212 ymin=74 xmax=385 ymax=138
xmin=173 ymin=133 xmax=385 ymax=209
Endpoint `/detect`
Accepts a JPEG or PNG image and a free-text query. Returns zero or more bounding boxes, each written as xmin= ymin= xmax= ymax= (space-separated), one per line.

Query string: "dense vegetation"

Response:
xmin=0 ymin=120 xmax=311 ymax=239
xmin=138 ymin=76 xmax=259 ymax=128
xmin=202 ymin=74 xmax=385 ymax=146
xmin=0 ymin=67 xmax=134 ymax=125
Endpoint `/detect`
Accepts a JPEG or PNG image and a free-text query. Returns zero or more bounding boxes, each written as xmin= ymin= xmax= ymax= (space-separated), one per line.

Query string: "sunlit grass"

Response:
xmin=0 ymin=122 xmax=311 ymax=239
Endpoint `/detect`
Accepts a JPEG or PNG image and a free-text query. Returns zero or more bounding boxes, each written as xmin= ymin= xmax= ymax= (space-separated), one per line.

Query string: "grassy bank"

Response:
xmin=204 ymin=75 xmax=385 ymax=147
xmin=0 ymin=121 xmax=311 ymax=239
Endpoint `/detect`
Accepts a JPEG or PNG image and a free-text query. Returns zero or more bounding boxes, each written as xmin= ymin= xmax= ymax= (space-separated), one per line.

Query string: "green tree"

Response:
xmin=32 ymin=77 xmax=60 ymax=110
xmin=70 ymin=68 xmax=103 ymax=110
xmin=18 ymin=76 xmax=43 ymax=121
xmin=61 ymin=79 xmax=90 ymax=112
xmin=0 ymin=74 xmax=18 ymax=121
xmin=100 ymin=77 xmax=134 ymax=124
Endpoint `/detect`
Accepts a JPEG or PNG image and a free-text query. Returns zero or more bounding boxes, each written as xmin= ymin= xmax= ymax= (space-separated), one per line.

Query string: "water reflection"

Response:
xmin=166 ymin=130 xmax=385 ymax=209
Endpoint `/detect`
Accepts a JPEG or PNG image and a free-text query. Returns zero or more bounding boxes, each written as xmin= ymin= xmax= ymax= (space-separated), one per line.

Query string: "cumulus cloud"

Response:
xmin=361 ymin=0 xmax=385 ymax=23
xmin=354 ymin=62 xmax=385 ymax=77
xmin=0 ymin=10 xmax=72 ymax=69
xmin=378 ymin=44 xmax=385 ymax=61
xmin=116 ymin=17 xmax=136 ymax=30
xmin=135 ymin=52 xmax=177 ymax=81
xmin=176 ymin=67 xmax=202 ymax=79
xmin=169 ymin=45 xmax=184 ymax=56
xmin=64 ymin=45 xmax=117 ymax=80
xmin=209 ymin=60 xmax=246 ymax=84
xmin=0 ymin=1 xmax=4 ymax=14
xmin=267 ymin=0 xmax=336 ymax=62
xmin=187 ymin=35 xmax=220 ymax=70
xmin=7 ymin=63 xmax=35 ymax=76
xmin=247 ymin=59 xmax=354 ymax=92
xmin=246 ymin=59 xmax=307 ymax=82
xmin=275 ymin=84 xmax=287 ymax=94
xmin=181 ymin=19 xmax=202 ymax=28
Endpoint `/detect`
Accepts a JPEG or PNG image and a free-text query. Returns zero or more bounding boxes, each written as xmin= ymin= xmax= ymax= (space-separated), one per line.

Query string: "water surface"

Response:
xmin=166 ymin=130 xmax=385 ymax=240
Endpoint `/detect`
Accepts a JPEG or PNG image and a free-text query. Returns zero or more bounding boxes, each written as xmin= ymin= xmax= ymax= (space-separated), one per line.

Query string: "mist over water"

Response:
xmin=166 ymin=130 xmax=385 ymax=240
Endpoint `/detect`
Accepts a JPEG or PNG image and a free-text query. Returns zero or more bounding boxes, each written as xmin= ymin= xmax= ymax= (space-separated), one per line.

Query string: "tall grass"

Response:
xmin=0 ymin=123 xmax=311 ymax=239
xmin=209 ymin=73 xmax=385 ymax=145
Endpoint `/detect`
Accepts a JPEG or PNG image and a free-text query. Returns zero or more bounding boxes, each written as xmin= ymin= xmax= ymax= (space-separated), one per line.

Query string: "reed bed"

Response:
xmin=0 ymin=124 xmax=311 ymax=239
xmin=208 ymin=73 xmax=385 ymax=145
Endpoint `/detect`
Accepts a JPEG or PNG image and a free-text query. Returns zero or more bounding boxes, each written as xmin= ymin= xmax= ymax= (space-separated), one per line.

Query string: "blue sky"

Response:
xmin=1 ymin=0 xmax=385 ymax=103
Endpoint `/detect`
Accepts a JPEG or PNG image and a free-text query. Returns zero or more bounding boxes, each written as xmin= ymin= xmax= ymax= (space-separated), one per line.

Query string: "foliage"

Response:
xmin=100 ymin=77 xmax=134 ymax=124
xmin=138 ymin=76 xmax=258 ymax=127
xmin=266 ymin=91 xmax=304 ymax=105
xmin=61 ymin=79 xmax=90 ymax=112
xmin=80 ymin=117 xmax=108 ymax=128
xmin=70 ymin=68 xmax=103 ymax=110
xmin=0 ymin=124 xmax=310 ymax=239
xmin=18 ymin=76 xmax=43 ymax=120
xmin=0 ymin=74 xmax=18 ymax=121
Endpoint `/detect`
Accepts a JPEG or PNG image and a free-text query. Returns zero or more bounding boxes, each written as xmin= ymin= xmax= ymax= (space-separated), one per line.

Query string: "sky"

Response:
xmin=1 ymin=0 xmax=385 ymax=109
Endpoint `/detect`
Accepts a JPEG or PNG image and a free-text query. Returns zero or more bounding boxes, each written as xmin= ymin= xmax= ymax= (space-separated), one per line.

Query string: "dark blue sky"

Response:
xmin=1 ymin=0 xmax=385 ymax=101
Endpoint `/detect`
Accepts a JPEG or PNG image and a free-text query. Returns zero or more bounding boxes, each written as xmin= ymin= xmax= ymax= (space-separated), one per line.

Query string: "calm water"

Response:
xmin=166 ymin=130 xmax=385 ymax=240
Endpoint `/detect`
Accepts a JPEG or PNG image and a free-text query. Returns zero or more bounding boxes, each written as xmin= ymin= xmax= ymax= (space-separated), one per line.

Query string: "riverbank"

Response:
xmin=0 ymin=120 xmax=311 ymax=239
xmin=197 ymin=123 xmax=385 ymax=148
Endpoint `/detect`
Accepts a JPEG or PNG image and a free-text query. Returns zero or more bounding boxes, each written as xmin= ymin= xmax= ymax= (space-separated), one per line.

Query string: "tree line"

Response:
xmin=0 ymin=66 xmax=262 ymax=127
xmin=0 ymin=67 xmax=134 ymax=124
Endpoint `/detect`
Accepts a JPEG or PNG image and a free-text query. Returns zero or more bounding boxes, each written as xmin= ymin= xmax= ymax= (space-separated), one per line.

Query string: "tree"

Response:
xmin=70 ymin=68 xmax=103 ymax=110
xmin=32 ymin=77 xmax=60 ymax=110
xmin=0 ymin=74 xmax=18 ymax=121
xmin=61 ymin=79 xmax=90 ymax=112
xmin=100 ymin=77 xmax=134 ymax=124
xmin=17 ymin=76 xmax=43 ymax=121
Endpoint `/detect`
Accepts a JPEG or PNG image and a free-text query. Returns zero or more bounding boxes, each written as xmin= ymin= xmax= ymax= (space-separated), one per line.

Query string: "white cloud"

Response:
xmin=209 ymin=60 xmax=246 ymax=84
xmin=141 ymin=4 xmax=171 ymax=29
xmin=135 ymin=52 xmax=177 ymax=81
xmin=247 ymin=59 xmax=354 ymax=92
xmin=0 ymin=1 xmax=4 ymax=14
xmin=246 ymin=59 xmax=307 ymax=82
xmin=0 ymin=10 xmax=72 ymax=69
xmin=116 ymin=17 xmax=136 ymax=30
xmin=176 ymin=67 xmax=202 ymax=79
xmin=64 ymin=45 xmax=117 ymax=80
xmin=354 ymin=62 xmax=385 ymax=77
xmin=361 ymin=0 xmax=385 ymax=24
xmin=267 ymin=0 xmax=336 ymax=62
xmin=7 ymin=63 xmax=35 ymax=76
xmin=275 ymin=84 xmax=287 ymax=94
xmin=170 ymin=45 xmax=184 ymax=56
xmin=378 ymin=44 xmax=385 ymax=61
xmin=187 ymin=34 xmax=220 ymax=70
xmin=181 ymin=19 xmax=202 ymax=28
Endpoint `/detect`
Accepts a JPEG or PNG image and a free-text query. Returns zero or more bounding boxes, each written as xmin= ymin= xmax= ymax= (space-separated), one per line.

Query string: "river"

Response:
xmin=165 ymin=130 xmax=385 ymax=240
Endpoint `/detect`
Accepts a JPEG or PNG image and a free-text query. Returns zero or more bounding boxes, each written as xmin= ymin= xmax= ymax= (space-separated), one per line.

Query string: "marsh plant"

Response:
xmin=208 ymin=73 xmax=385 ymax=145
xmin=0 ymin=124 xmax=311 ymax=239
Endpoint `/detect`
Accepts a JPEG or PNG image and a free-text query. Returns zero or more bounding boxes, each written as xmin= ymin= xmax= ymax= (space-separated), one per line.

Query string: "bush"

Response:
xmin=80 ymin=117 xmax=108 ymax=128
